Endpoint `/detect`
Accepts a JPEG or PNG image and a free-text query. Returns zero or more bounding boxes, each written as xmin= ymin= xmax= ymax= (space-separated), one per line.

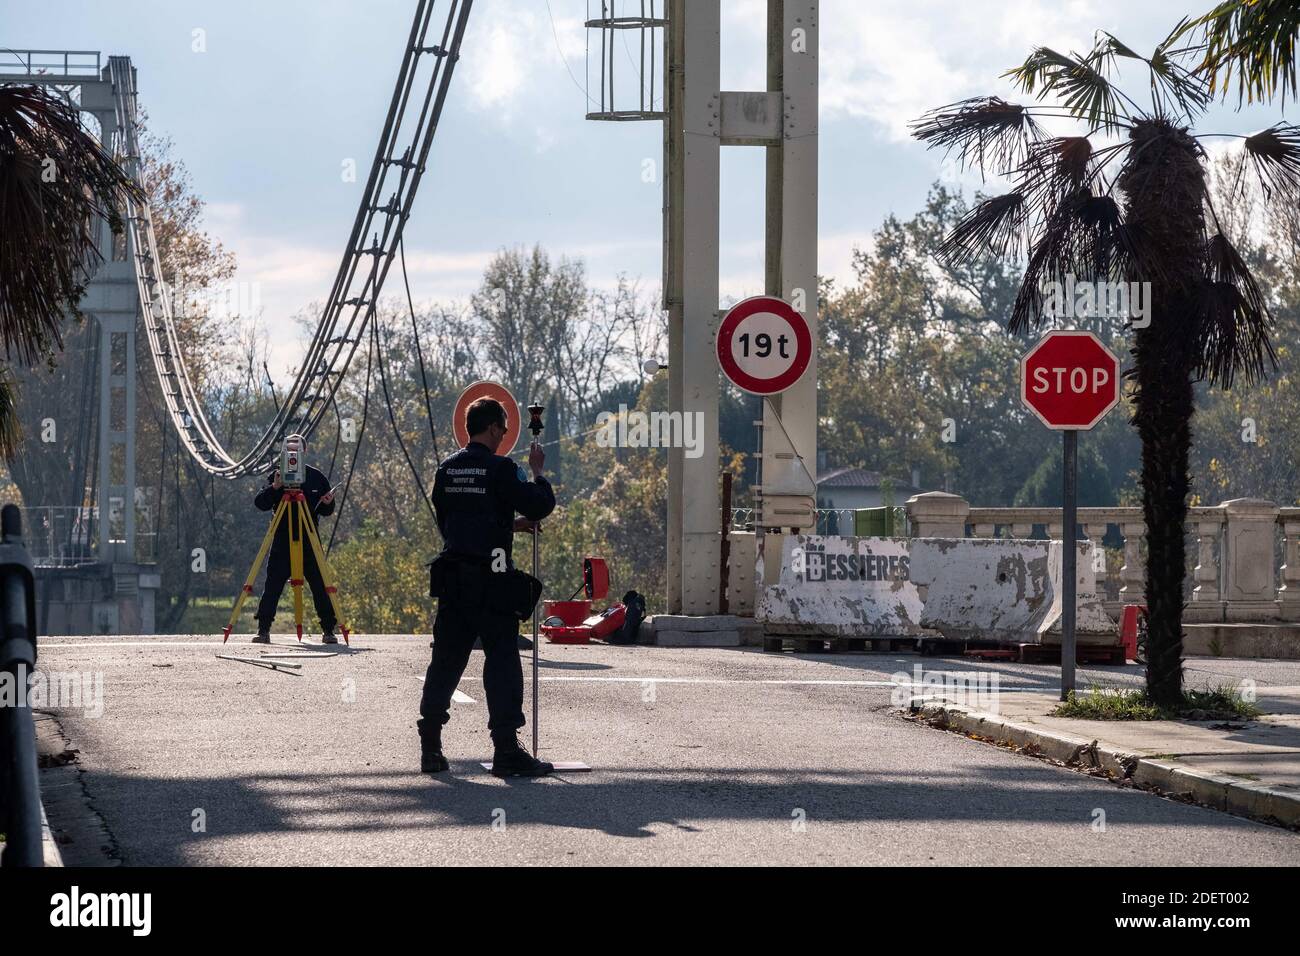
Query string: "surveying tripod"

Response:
xmin=222 ymin=486 xmax=351 ymax=645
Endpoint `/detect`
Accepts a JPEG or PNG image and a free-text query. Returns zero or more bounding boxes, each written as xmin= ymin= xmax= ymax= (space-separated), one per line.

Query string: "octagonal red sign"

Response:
xmin=1020 ymin=330 xmax=1122 ymax=431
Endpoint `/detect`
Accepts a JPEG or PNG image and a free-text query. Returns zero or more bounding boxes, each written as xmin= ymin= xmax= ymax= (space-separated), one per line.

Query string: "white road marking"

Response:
xmin=413 ymin=677 xmax=475 ymax=703
xmin=38 ymin=644 xmax=1052 ymax=690
xmin=454 ymin=676 xmax=1046 ymax=689
xmin=42 ymin=641 xmax=228 ymax=648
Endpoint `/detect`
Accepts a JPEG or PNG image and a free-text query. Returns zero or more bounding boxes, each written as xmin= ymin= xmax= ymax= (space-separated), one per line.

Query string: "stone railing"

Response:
xmin=905 ymin=492 xmax=1300 ymax=624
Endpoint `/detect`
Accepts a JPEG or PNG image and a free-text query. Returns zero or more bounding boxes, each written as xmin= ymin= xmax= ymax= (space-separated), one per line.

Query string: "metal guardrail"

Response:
xmin=0 ymin=49 xmax=101 ymax=78
xmin=20 ymin=507 xmax=157 ymax=567
xmin=0 ymin=504 xmax=44 ymax=867
xmin=729 ymin=508 xmax=905 ymax=536
xmin=21 ymin=506 xmax=96 ymax=568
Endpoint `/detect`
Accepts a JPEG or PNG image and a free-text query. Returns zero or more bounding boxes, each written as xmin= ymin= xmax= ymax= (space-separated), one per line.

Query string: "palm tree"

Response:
xmin=911 ymin=21 xmax=1300 ymax=708
xmin=0 ymin=83 xmax=138 ymax=454
xmin=1196 ymin=0 xmax=1300 ymax=104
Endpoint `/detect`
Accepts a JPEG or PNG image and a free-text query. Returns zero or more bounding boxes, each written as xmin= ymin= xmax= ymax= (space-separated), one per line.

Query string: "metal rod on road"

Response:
xmin=1061 ymin=429 xmax=1077 ymax=701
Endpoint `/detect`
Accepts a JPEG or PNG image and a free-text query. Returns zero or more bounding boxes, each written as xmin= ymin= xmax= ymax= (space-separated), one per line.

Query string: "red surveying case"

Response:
xmin=540 ymin=557 xmax=627 ymax=644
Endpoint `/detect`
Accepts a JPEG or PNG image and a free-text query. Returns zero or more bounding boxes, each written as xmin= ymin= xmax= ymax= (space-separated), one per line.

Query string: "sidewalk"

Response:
xmin=908 ymin=686 xmax=1300 ymax=828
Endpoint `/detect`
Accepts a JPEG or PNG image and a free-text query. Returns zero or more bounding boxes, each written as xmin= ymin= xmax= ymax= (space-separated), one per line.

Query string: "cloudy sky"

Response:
xmin=3 ymin=1 xmax=1285 ymax=374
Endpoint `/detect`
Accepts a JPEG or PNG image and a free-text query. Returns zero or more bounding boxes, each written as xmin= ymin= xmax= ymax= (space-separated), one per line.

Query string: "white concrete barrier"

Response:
xmin=908 ymin=537 xmax=1114 ymax=645
xmin=756 ymin=535 xmax=923 ymax=636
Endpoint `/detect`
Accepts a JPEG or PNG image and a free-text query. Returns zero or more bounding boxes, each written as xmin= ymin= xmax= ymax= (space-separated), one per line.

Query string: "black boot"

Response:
xmin=490 ymin=732 xmax=553 ymax=778
xmin=418 ymin=719 xmax=449 ymax=774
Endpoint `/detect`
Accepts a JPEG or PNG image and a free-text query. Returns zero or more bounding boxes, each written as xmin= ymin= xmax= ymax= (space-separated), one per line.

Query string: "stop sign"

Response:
xmin=1020 ymin=330 xmax=1121 ymax=430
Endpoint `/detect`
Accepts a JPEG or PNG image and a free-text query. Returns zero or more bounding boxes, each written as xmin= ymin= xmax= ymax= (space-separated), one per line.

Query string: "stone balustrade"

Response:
xmin=905 ymin=492 xmax=1300 ymax=624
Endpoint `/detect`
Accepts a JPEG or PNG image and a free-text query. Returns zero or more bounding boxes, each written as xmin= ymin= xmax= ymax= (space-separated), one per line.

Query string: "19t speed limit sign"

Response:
xmin=716 ymin=295 xmax=812 ymax=395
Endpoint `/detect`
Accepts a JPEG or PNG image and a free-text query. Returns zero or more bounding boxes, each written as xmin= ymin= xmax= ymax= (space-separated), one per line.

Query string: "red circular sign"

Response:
xmin=1020 ymin=330 xmax=1122 ymax=430
xmin=453 ymin=381 xmax=521 ymax=454
xmin=716 ymin=296 xmax=812 ymax=395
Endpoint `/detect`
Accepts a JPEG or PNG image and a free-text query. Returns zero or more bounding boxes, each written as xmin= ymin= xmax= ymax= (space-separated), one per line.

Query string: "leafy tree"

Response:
xmin=1015 ymin=442 xmax=1115 ymax=508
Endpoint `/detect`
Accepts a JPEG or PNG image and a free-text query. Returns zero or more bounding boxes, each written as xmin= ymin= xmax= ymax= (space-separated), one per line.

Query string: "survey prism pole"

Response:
xmin=527 ymin=403 xmax=544 ymax=756
xmin=519 ymin=402 xmax=590 ymax=774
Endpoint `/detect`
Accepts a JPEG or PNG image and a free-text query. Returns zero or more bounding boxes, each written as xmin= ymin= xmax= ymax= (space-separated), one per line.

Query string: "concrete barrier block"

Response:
xmin=756 ymin=535 xmax=922 ymax=636
xmin=909 ymin=537 xmax=1113 ymax=644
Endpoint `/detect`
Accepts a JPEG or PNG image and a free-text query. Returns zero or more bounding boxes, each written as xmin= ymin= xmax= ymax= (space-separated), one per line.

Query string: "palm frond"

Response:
xmin=936 ymin=193 xmax=1026 ymax=264
xmin=1009 ymin=236 xmax=1051 ymax=336
xmin=1147 ymin=19 xmax=1213 ymax=120
xmin=1007 ymin=183 xmax=1146 ymax=335
xmin=1241 ymin=122 xmax=1300 ymax=204
xmin=0 ymin=84 xmax=141 ymax=366
xmin=910 ymin=97 xmax=1043 ymax=174
xmin=1197 ymin=0 xmax=1300 ymax=105
xmin=1192 ymin=232 xmax=1277 ymax=387
xmin=1015 ymin=136 xmax=1097 ymax=228
xmin=1074 ymin=193 xmax=1135 ymax=282
xmin=1009 ymin=196 xmax=1088 ymax=335
xmin=1004 ymin=45 xmax=1131 ymax=132
xmin=0 ymin=370 xmax=21 ymax=458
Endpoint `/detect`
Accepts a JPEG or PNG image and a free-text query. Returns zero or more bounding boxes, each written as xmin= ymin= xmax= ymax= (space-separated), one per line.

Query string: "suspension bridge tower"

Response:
xmin=1 ymin=51 xmax=158 ymax=634
xmin=587 ymin=1 xmax=820 ymax=618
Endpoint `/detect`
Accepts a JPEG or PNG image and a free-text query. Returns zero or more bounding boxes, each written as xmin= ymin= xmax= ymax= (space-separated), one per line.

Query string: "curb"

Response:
xmin=908 ymin=699 xmax=1300 ymax=828
xmin=41 ymin=801 xmax=64 ymax=867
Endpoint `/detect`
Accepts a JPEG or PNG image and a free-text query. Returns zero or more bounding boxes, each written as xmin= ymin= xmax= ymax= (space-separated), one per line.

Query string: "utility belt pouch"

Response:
xmin=429 ymin=555 xmax=491 ymax=608
xmin=428 ymin=555 xmax=450 ymax=599
xmin=502 ymin=567 xmax=543 ymax=622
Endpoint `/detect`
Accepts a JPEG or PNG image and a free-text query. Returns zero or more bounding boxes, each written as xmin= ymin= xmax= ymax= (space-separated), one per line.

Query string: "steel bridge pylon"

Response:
xmin=588 ymin=1 xmax=820 ymax=616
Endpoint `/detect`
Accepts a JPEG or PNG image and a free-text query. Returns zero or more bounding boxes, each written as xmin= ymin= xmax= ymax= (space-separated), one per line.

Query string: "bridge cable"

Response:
xmin=110 ymin=0 xmax=477 ymax=478
xmin=370 ymin=308 xmax=437 ymax=523
xmin=398 ymin=235 xmax=442 ymax=467
xmin=327 ymin=331 xmax=375 ymax=555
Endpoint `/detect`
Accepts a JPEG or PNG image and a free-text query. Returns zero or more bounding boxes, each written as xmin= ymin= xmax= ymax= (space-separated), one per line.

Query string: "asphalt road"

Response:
xmin=34 ymin=635 xmax=1300 ymax=866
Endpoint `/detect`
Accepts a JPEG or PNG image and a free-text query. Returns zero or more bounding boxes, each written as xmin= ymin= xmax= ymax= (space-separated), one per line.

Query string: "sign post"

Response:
xmin=1061 ymin=428 xmax=1078 ymax=698
xmin=716 ymin=296 xmax=814 ymax=602
xmin=1020 ymin=330 xmax=1121 ymax=700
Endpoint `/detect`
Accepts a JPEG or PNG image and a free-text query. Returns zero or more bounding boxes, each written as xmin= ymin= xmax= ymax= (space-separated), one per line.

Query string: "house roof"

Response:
xmin=817 ymin=466 xmax=915 ymax=490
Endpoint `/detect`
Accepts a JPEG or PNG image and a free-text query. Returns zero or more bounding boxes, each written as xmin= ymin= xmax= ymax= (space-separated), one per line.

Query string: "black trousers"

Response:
xmin=420 ymin=598 xmax=524 ymax=737
xmin=256 ymin=547 xmax=336 ymax=631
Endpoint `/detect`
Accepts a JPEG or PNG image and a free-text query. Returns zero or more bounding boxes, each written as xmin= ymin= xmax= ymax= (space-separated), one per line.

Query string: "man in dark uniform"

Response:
xmin=252 ymin=462 xmax=338 ymax=644
xmin=420 ymin=397 xmax=556 ymax=777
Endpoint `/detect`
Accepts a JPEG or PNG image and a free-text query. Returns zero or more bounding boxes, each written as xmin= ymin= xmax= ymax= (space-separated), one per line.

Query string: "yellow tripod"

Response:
xmin=222 ymin=488 xmax=351 ymax=645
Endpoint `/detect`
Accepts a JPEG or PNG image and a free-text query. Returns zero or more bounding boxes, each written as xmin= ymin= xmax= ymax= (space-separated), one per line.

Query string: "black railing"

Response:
xmin=0 ymin=504 xmax=43 ymax=867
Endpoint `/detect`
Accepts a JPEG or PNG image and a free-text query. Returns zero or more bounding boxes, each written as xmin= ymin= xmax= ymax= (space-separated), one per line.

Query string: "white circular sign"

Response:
xmin=716 ymin=296 xmax=812 ymax=395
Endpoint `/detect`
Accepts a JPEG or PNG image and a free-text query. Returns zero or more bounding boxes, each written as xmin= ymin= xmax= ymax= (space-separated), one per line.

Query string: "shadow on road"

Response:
xmin=76 ymin=758 xmax=1279 ymax=865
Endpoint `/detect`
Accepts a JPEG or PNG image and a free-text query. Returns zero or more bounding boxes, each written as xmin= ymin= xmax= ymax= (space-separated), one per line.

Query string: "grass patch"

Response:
xmin=1052 ymin=684 xmax=1261 ymax=721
